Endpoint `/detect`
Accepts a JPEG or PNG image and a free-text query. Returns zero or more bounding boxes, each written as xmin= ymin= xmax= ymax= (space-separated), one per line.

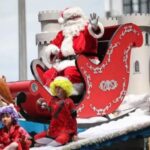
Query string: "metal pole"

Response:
xmin=18 ymin=0 xmax=27 ymax=80
xmin=109 ymin=0 xmax=113 ymax=17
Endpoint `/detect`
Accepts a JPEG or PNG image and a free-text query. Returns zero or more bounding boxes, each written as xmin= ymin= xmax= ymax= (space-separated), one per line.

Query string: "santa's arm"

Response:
xmin=50 ymin=31 xmax=64 ymax=46
xmin=48 ymin=31 xmax=64 ymax=56
xmin=41 ymin=31 xmax=64 ymax=68
xmin=88 ymin=13 xmax=104 ymax=39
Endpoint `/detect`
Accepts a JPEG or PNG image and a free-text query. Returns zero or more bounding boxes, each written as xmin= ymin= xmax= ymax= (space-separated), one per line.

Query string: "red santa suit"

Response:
xmin=0 ymin=124 xmax=31 ymax=150
xmin=42 ymin=7 xmax=104 ymax=94
xmin=43 ymin=25 xmax=97 ymax=83
xmin=34 ymin=97 xmax=77 ymax=145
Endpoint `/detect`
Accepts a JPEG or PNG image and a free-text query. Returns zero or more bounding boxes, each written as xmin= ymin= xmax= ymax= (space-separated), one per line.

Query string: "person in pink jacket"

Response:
xmin=0 ymin=105 xmax=32 ymax=150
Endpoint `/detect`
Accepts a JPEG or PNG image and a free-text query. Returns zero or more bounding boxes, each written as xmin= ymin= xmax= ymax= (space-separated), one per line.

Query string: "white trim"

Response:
xmin=61 ymin=36 xmax=75 ymax=57
xmin=53 ymin=59 xmax=75 ymax=72
xmin=58 ymin=17 xmax=64 ymax=24
xmin=41 ymin=44 xmax=60 ymax=68
xmin=63 ymin=7 xmax=85 ymax=21
xmin=88 ymin=22 xmax=104 ymax=39
xmin=41 ymin=56 xmax=52 ymax=69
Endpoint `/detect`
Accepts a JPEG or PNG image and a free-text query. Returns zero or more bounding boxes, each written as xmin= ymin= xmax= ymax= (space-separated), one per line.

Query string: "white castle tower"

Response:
xmin=36 ymin=10 xmax=60 ymax=58
xmin=36 ymin=11 xmax=150 ymax=95
xmin=117 ymin=14 xmax=150 ymax=95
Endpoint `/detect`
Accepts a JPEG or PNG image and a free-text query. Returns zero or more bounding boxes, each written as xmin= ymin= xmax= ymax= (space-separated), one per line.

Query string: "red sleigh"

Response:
xmin=7 ymin=23 xmax=143 ymax=121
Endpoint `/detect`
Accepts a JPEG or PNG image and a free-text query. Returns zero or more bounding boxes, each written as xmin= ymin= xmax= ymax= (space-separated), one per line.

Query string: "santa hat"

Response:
xmin=58 ymin=7 xmax=86 ymax=24
xmin=49 ymin=76 xmax=73 ymax=97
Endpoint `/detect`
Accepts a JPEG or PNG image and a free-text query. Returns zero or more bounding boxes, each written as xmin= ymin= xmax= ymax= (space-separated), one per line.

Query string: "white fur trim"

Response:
xmin=60 ymin=7 xmax=88 ymax=57
xmin=58 ymin=17 xmax=64 ymax=24
xmin=46 ymin=44 xmax=60 ymax=55
xmin=62 ymin=19 xmax=87 ymax=37
xmin=88 ymin=22 xmax=104 ymax=39
xmin=41 ymin=44 xmax=60 ymax=68
xmin=54 ymin=76 xmax=69 ymax=81
xmin=63 ymin=7 xmax=86 ymax=22
xmin=89 ymin=58 xmax=101 ymax=65
xmin=41 ymin=55 xmax=52 ymax=69
xmin=53 ymin=59 xmax=75 ymax=72
xmin=61 ymin=20 xmax=87 ymax=57
xmin=61 ymin=36 xmax=75 ymax=57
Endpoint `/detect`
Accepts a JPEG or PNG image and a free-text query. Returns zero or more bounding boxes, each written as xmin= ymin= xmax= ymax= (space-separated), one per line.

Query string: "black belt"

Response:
xmin=62 ymin=55 xmax=76 ymax=60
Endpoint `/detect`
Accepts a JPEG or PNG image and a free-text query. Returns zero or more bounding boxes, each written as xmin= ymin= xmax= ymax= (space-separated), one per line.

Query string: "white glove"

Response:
xmin=37 ymin=98 xmax=47 ymax=110
xmin=45 ymin=44 xmax=60 ymax=56
xmin=50 ymin=45 xmax=60 ymax=55
xmin=88 ymin=13 xmax=104 ymax=39
xmin=40 ymin=44 xmax=60 ymax=68
xmin=89 ymin=13 xmax=99 ymax=31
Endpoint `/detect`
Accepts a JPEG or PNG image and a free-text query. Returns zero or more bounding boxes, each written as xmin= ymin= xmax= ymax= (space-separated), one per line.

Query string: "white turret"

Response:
xmin=118 ymin=14 xmax=150 ymax=94
xmin=36 ymin=10 xmax=60 ymax=58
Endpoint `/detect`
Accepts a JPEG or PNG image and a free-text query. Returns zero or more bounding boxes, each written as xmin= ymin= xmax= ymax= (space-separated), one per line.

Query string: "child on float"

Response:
xmin=0 ymin=105 xmax=32 ymax=150
xmin=34 ymin=76 xmax=78 ymax=147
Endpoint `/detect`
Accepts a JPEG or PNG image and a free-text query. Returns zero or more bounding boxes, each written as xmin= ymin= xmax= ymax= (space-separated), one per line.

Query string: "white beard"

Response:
xmin=62 ymin=18 xmax=87 ymax=37
xmin=61 ymin=19 xmax=88 ymax=57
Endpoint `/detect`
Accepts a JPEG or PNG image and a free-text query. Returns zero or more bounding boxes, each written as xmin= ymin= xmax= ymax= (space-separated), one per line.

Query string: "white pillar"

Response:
xmin=18 ymin=0 xmax=27 ymax=80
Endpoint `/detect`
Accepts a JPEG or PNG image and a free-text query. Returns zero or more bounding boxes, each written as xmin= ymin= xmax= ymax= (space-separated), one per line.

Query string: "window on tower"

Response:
xmin=134 ymin=60 xmax=140 ymax=73
xmin=145 ymin=33 xmax=149 ymax=45
xmin=123 ymin=0 xmax=150 ymax=14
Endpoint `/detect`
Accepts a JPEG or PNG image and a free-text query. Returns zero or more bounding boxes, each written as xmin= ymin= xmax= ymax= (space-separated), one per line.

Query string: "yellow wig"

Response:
xmin=50 ymin=77 xmax=73 ymax=97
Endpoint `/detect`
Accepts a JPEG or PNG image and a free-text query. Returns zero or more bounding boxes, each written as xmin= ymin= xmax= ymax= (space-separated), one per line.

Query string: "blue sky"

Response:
xmin=0 ymin=0 xmax=108 ymax=82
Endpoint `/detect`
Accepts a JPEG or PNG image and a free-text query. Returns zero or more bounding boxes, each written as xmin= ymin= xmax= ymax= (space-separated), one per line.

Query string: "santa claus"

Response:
xmin=41 ymin=7 xmax=104 ymax=95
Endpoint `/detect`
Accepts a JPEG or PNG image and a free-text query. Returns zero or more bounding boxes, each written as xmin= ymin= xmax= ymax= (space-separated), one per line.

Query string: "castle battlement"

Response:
xmin=38 ymin=10 xmax=60 ymax=22
xmin=117 ymin=13 xmax=150 ymax=26
xmin=36 ymin=11 xmax=150 ymax=46
xmin=100 ymin=17 xmax=118 ymax=26
xmin=123 ymin=13 xmax=150 ymax=17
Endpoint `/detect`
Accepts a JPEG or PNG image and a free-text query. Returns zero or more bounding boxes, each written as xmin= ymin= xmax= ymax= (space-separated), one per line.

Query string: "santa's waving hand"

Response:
xmin=88 ymin=13 xmax=104 ymax=39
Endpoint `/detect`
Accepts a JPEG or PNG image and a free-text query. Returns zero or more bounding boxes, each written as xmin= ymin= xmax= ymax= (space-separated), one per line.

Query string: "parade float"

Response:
xmin=1 ymin=7 xmax=150 ymax=149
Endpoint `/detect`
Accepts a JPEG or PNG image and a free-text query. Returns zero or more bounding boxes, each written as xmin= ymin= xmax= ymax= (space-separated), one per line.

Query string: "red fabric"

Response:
xmin=43 ymin=67 xmax=58 ymax=86
xmin=43 ymin=25 xmax=98 ymax=86
xmin=63 ymin=66 xmax=82 ymax=83
xmin=55 ymin=132 xmax=70 ymax=145
xmin=35 ymin=97 xmax=77 ymax=145
xmin=51 ymin=25 xmax=98 ymax=56
xmin=34 ymin=131 xmax=47 ymax=140
xmin=0 ymin=124 xmax=31 ymax=150
xmin=43 ymin=66 xmax=82 ymax=85
xmin=76 ymin=24 xmax=143 ymax=117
